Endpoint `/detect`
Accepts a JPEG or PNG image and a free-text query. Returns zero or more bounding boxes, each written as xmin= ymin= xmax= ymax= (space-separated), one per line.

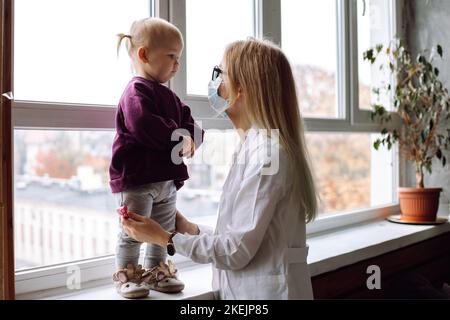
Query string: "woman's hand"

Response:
xmin=122 ymin=212 xmax=170 ymax=246
xmin=176 ymin=210 xmax=200 ymax=235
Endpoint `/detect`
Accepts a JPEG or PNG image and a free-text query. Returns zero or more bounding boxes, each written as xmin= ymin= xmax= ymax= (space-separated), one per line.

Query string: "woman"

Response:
xmin=122 ymin=38 xmax=318 ymax=299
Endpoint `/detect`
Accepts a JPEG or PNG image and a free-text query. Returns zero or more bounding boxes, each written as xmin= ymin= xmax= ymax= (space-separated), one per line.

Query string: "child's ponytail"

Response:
xmin=116 ymin=33 xmax=132 ymax=57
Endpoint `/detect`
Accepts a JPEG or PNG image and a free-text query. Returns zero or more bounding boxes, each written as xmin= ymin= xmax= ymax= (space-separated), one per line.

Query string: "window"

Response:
xmin=14 ymin=129 xmax=237 ymax=269
xmin=178 ymin=130 xmax=238 ymax=227
xmin=306 ymin=133 xmax=393 ymax=215
xmin=185 ymin=0 xmax=254 ymax=96
xmin=357 ymin=0 xmax=393 ymax=111
xmin=13 ymin=0 xmax=401 ymax=295
xmin=14 ymin=130 xmax=116 ymax=269
xmin=13 ymin=0 xmax=153 ymax=273
xmin=281 ymin=0 xmax=339 ymax=118
xmin=14 ymin=0 xmax=151 ymax=106
xmin=174 ymin=0 xmax=399 ymax=220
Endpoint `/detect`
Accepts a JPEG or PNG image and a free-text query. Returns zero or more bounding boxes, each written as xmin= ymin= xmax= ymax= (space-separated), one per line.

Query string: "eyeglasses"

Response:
xmin=211 ymin=65 xmax=224 ymax=81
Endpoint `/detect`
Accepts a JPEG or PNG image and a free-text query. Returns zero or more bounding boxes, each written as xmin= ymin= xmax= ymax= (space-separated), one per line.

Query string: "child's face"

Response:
xmin=141 ymin=39 xmax=183 ymax=83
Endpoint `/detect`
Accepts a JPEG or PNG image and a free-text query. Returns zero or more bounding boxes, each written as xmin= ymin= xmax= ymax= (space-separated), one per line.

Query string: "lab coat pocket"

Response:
xmin=237 ymin=274 xmax=287 ymax=300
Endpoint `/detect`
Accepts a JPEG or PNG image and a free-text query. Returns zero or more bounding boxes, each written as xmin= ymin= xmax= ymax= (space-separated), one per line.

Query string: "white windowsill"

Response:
xmin=16 ymin=212 xmax=450 ymax=300
xmin=29 ymin=265 xmax=216 ymax=300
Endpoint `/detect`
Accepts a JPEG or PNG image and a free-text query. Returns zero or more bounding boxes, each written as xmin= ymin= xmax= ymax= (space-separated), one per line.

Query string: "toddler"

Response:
xmin=110 ymin=17 xmax=204 ymax=298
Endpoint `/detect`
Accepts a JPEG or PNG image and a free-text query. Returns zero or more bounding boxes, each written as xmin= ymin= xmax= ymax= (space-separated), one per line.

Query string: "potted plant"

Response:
xmin=364 ymin=40 xmax=450 ymax=222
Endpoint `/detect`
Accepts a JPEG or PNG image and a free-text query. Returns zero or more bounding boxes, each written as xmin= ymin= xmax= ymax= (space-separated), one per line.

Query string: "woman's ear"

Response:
xmin=137 ymin=47 xmax=149 ymax=63
xmin=236 ymin=87 xmax=243 ymax=100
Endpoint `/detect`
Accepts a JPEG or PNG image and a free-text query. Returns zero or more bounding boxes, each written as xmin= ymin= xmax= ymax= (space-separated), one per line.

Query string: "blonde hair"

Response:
xmin=117 ymin=17 xmax=183 ymax=57
xmin=224 ymin=38 xmax=319 ymax=223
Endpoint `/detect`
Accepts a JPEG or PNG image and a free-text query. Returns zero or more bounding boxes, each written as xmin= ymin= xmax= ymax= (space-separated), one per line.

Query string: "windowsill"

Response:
xmin=16 ymin=213 xmax=450 ymax=300
xmin=24 ymin=265 xmax=215 ymax=300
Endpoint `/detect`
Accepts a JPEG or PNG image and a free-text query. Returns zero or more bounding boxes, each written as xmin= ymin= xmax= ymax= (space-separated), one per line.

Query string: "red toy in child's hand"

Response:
xmin=117 ymin=205 xmax=129 ymax=219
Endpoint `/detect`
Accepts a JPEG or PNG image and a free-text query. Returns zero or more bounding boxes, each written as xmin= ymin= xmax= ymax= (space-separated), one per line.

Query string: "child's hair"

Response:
xmin=116 ymin=17 xmax=183 ymax=57
xmin=224 ymin=38 xmax=319 ymax=223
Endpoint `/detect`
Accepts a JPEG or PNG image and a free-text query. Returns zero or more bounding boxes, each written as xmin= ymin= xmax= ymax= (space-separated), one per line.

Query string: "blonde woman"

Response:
xmin=122 ymin=38 xmax=318 ymax=299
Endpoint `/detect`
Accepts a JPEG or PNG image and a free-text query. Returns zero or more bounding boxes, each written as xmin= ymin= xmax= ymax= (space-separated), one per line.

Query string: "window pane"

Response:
xmin=281 ymin=0 xmax=338 ymax=118
xmin=14 ymin=0 xmax=151 ymax=105
xmin=14 ymin=130 xmax=116 ymax=270
xmin=186 ymin=0 xmax=254 ymax=96
xmin=358 ymin=0 xmax=392 ymax=110
xmin=178 ymin=130 xmax=238 ymax=227
xmin=13 ymin=129 xmax=237 ymax=270
xmin=183 ymin=131 xmax=395 ymax=219
xmin=306 ymin=133 xmax=394 ymax=215
xmin=14 ymin=129 xmax=394 ymax=269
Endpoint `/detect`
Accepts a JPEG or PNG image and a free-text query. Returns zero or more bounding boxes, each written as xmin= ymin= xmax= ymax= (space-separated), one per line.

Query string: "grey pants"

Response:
xmin=115 ymin=180 xmax=177 ymax=269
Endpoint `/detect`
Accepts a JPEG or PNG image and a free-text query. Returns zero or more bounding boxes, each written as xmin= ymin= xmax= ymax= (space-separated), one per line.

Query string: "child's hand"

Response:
xmin=117 ymin=205 xmax=129 ymax=219
xmin=181 ymin=135 xmax=195 ymax=158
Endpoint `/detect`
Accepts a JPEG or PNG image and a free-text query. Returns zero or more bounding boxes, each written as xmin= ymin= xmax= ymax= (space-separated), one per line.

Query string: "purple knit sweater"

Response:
xmin=109 ymin=76 xmax=204 ymax=193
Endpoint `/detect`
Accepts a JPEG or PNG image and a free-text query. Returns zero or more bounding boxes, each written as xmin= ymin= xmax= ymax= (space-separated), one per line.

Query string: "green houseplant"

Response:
xmin=364 ymin=40 xmax=450 ymax=222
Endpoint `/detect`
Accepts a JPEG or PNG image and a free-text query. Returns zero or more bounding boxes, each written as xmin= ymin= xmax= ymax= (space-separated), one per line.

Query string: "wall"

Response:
xmin=403 ymin=0 xmax=450 ymax=212
xmin=312 ymin=232 xmax=450 ymax=299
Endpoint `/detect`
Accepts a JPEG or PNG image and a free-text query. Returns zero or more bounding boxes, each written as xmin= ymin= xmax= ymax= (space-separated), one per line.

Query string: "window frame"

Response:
xmin=12 ymin=0 xmax=405 ymax=295
xmin=349 ymin=0 xmax=402 ymax=125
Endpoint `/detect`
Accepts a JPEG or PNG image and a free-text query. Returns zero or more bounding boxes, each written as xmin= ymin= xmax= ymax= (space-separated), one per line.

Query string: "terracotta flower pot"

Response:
xmin=398 ymin=188 xmax=442 ymax=222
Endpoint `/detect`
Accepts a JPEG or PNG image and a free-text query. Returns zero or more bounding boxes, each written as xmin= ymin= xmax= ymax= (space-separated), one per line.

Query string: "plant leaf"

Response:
xmin=425 ymin=162 xmax=432 ymax=174
xmin=374 ymin=140 xmax=381 ymax=151
xmin=437 ymin=45 xmax=443 ymax=58
xmin=434 ymin=67 xmax=439 ymax=77
xmin=421 ymin=131 xmax=426 ymax=143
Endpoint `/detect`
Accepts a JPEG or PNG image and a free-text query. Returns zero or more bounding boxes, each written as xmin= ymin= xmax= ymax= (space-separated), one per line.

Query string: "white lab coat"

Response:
xmin=173 ymin=128 xmax=313 ymax=299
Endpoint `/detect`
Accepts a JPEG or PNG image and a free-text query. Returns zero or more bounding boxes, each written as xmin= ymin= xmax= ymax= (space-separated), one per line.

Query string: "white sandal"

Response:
xmin=141 ymin=260 xmax=185 ymax=294
xmin=113 ymin=264 xmax=149 ymax=299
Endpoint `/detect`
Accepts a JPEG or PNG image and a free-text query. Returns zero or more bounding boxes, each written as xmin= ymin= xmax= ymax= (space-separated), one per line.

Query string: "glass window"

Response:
xmin=186 ymin=0 xmax=254 ymax=96
xmin=178 ymin=129 xmax=238 ymax=227
xmin=14 ymin=130 xmax=116 ymax=270
xmin=357 ymin=0 xmax=392 ymax=110
xmin=12 ymin=0 xmax=400 ymax=273
xmin=281 ymin=0 xmax=338 ymax=118
xmin=14 ymin=129 xmax=238 ymax=270
xmin=181 ymin=130 xmax=395 ymax=220
xmin=306 ymin=132 xmax=394 ymax=215
xmin=14 ymin=0 xmax=151 ymax=105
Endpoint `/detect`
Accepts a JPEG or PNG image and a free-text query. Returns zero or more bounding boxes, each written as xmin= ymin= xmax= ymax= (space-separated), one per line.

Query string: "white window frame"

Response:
xmin=13 ymin=0 xmax=405 ymax=296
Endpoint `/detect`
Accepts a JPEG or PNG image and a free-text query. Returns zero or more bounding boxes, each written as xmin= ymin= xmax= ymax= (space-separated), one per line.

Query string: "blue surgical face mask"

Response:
xmin=208 ymin=76 xmax=230 ymax=118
